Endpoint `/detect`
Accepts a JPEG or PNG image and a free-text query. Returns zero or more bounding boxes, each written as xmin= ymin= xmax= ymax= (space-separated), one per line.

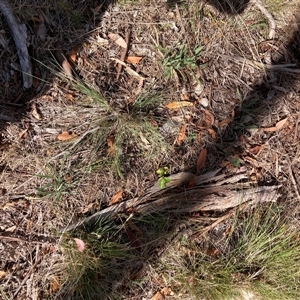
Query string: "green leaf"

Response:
xmin=158 ymin=177 xmax=166 ymax=189
xmin=164 ymin=177 xmax=171 ymax=183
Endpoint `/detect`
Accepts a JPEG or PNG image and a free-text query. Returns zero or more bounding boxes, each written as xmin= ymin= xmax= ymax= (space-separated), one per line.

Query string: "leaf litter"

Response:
xmin=1 ymin=0 xmax=300 ymax=299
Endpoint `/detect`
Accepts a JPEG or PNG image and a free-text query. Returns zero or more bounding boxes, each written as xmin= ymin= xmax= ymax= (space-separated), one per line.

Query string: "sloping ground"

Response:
xmin=1 ymin=0 xmax=300 ymax=299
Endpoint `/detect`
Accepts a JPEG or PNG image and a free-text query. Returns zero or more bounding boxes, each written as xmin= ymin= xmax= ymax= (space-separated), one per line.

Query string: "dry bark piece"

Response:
xmin=0 ymin=0 xmax=32 ymax=89
xmin=62 ymin=168 xmax=281 ymax=232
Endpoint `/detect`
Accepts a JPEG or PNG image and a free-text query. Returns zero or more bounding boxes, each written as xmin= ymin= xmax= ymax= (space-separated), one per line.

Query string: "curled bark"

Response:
xmin=0 ymin=0 xmax=32 ymax=89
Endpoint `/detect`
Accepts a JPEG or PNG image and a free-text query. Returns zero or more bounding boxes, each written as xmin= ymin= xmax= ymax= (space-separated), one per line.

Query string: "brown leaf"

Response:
xmin=32 ymin=103 xmax=42 ymax=120
xmin=19 ymin=127 xmax=28 ymax=139
xmin=125 ymin=56 xmax=142 ymax=64
xmin=196 ymin=148 xmax=207 ymax=173
xmin=0 ymin=270 xmax=6 ymax=279
xmin=203 ymin=110 xmax=215 ymax=126
xmin=176 ymin=124 xmax=187 ymax=145
xmin=248 ymin=145 xmax=263 ymax=155
xmin=66 ymin=93 xmax=74 ymax=101
xmin=151 ymin=287 xmax=172 ymax=300
xmin=50 ymin=276 xmax=59 ymax=293
xmin=207 ymin=128 xmax=217 ymax=139
xmin=166 ymin=101 xmax=193 ymax=109
xmin=107 ymin=135 xmax=115 ymax=156
xmin=263 ymin=118 xmax=288 ymax=132
xmin=220 ymin=160 xmax=231 ymax=167
xmin=57 ymin=131 xmax=77 ymax=141
xmin=219 ymin=118 xmax=231 ymax=127
xmin=108 ymin=33 xmax=127 ymax=48
xmin=74 ymin=238 xmax=85 ymax=252
xmin=243 ymin=155 xmax=259 ymax=167
xmin=69 ymin=45 xmax=80 ymax=62
xmin=206 ymin=247 xmax=220 ymax=257
xmin=134 ymin=78 xmax=144 ymax=97
xmin=109 ymin=189 xmax=123 ymax=206
xmin=111 ymin=58 xmax=145 ymax=80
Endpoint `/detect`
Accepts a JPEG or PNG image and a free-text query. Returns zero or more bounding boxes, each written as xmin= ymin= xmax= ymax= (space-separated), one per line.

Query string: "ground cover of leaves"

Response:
xmin=1 ymin=0 xmax=300 ymax=299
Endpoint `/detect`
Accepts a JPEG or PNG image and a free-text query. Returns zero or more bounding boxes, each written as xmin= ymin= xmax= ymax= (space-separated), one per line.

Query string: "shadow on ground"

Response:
xmin=1 ymin=0 xmax=300 ymax=298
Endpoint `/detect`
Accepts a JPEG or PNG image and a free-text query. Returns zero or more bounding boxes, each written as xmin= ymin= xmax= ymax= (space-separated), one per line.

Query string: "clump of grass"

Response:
xmin=160 ymin=44 xmax=204 ymax=78
xmin=58 ymin=217 xmax=131 ymax=299
xmin=156 ymin=205 xmax=300 ymax=299
xmin=36 ymin=159 xmax=77 ymax=203
xmin=53 ymin=67 xmax=169 ymax=177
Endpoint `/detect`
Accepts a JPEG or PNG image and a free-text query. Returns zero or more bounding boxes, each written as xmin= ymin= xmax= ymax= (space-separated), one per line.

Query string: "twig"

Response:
xmin=221 ymin=54 xmax=300 ymax=73
xmin=192 ymin=203 xmax=249 ymax=239
xmin=250 ymin=0 xmax=276 ymax=40
xmin=0 ymin=0 xmax=32 ymax=89
xmin=0 ymin=235 xmax=45 ymax=244
xmin=13 ymin=249 xmax=43 ymax=298
xmin=175 ymin=4 xmax=186 ymax=36
xmin=116 ymin=30 xmax=131 ymax=80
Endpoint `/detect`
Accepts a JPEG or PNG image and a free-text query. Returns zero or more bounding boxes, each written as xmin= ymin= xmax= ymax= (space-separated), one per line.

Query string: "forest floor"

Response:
xmin=1 ymin=0 xmax=300 ymax=299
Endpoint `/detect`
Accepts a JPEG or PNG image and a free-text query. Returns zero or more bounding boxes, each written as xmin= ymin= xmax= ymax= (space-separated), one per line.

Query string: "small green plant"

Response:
xmin=160 ymin=44 xmax=204 ymax=78
xmin=36 ymin=163 xmax=77 ymax=202
xmin=156 ymin=166 xmax=171 ymax=188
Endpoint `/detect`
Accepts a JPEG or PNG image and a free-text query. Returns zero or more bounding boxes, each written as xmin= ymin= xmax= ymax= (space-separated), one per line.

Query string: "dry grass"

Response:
xmin=1 ymin=0 xmax=300 ymax=299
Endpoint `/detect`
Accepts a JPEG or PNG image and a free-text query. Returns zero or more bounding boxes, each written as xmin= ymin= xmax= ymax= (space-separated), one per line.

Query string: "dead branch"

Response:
xmin=135 ymin=185 xmax=280 ymax=215
xmin=62 ymin=169 xmax=281 ymax=232
xmin=0 ymin=0 xmax=32 ymax=89
xmin=116 ymin=30 xmax=131 ymax=80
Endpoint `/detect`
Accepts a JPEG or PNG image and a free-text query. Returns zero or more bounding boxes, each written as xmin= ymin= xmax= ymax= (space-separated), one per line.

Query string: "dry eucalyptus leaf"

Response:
xmin=32 ymin=103 xmax=42 ymax=120
xmin=166 ymin=101 xmax=193 ymax=109
xmin=111 ymin=58 xmax=145 ymax=80
xmin=57 ymin=131 xmax=77 ymax=141
xmin=107 ymin=136 xmax=116 ymax=156
xmin=197 ymin=148 xmax=207 ymax=173
xmin=0 ymin=270 xmax=6 ymax=279
xmin=219 ymin=118 xmax=232 ymax=127
xmin=109 ymin=189 xmax=124 ymax=206
xmin=203 ymin=109 xmax=215 ymax=126
xmin=108 ymin=33 xmax=127 ymax=48
xmin=176 ymin=124 xmax=187 ymax=145
xmin=263 ymin=118 xmax=288 ymax=132
xmin=125 ymin=56 xmax=142 ymax=64
xmin=50 ymin=276 xmax=59 ymax=293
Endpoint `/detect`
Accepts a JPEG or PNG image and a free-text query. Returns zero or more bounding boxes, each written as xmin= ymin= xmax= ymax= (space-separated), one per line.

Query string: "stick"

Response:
xmin=192 ymin=203 xmax=249 ymax=239
xmin=0 ymin=0 xmax=32 ymax=89
xmin=116 ymin=30 xmax=131 ymax=80
xmin=250 ymin=0 xmax=276 ymax=40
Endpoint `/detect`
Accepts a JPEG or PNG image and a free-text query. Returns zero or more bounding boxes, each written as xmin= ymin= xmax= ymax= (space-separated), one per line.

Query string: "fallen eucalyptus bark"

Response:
xmin=0 ymin=0 xmax=32 ymax=89
xmin=62 ymin=169 xmax=281 ymax=232
xmin=135 ymin=184 xmax=280 ymax=214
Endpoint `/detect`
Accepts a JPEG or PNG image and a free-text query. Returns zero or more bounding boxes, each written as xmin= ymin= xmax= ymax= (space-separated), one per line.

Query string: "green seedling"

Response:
xmin=160 ymin=44 xmax=204 ymax=78
xmin=156 ymin=166 xmax=171 ymax=189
